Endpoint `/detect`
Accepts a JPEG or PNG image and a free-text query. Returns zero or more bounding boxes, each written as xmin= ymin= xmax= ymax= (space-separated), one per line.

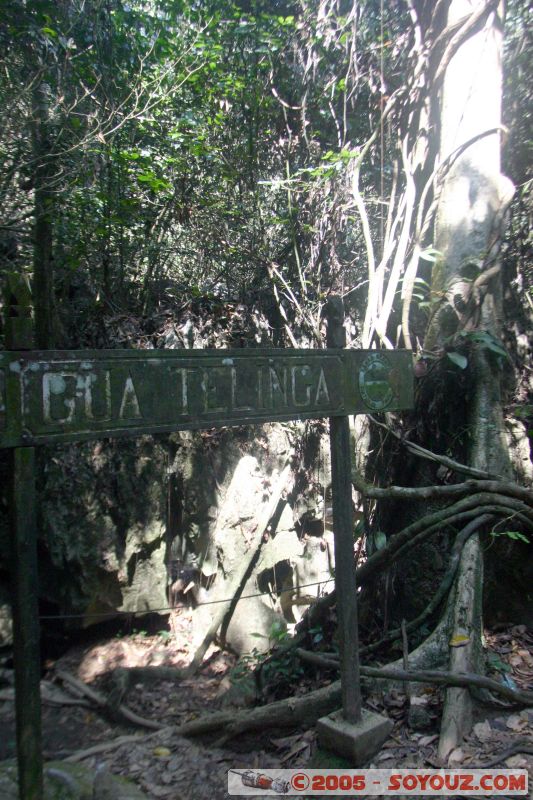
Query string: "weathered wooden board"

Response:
xmin=0 ymin=348 xmax=413 ymax=447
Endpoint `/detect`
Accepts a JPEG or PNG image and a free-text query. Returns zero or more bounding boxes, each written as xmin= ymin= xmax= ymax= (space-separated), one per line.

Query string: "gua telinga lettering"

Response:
xmin=291 ymin=365 xmax=312 ymax=407
xmin=315 ymin=368 xmax=330 ymax=404
xmin=176 ymin=367 xmax=194 ymax=415
xmin=82 ymin=371 xmax=111 ymax=420
xmin=118 ymin=374 xmax=142 ymax=419
xmin=204 ymin=363 xmax=263 ymax=414
xmin=40 ymin=367 xmax=143 ymax=426
xmin=268 ymin=366 xmax=288 ymax=407
xmin=289 ymin=364 xmax=331 ymax=409
xmin=41 ymin=369 xmax=113 ymax=425
xmin=291 ymin=364 xmax=331 ymax=408
xmin=42 ymin=372 xmax=76 ymax=424
xmin=33 ymin=354 xmax=340 ymax=431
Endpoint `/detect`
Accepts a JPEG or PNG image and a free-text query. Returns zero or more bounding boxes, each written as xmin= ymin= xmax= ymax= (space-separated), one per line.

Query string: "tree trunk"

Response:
xmin=32 ymin=82 xmax=58 ymax=349
xmin=424 ymin=0 xmax=515 ymax=760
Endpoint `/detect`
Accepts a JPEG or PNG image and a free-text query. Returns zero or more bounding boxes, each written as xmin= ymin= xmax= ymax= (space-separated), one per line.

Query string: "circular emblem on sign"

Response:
xmin=359 ymin=353 xmax=395 ymax=411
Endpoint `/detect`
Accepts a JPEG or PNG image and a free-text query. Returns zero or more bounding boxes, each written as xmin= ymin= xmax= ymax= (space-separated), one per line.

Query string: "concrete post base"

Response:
xmin=316 ymin=708 xmax=393 ymax=765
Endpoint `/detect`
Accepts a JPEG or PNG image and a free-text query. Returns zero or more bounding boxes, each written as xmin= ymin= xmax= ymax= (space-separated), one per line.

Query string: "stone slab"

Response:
xmin=316 ymin=708 xmax=394 ymax=765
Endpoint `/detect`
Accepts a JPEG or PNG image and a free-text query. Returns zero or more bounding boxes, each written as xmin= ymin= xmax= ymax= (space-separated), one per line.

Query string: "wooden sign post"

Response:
xmin=4 ymin=276 xmax=43 ymax=800
xmin=1 ymin=295 xmax=413 ymax=798
xmin=326 ymin=298 xmax=362 ymax=724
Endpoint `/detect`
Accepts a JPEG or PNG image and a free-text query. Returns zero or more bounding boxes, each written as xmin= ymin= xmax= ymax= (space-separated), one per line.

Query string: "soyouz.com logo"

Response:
xmin=227 ymin=768 xmax=528 ymax=795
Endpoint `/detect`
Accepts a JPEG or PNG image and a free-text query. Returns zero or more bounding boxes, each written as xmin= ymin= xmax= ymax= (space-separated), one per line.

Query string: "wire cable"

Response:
xmin=38 ymin=577 xmax=335 ymax=621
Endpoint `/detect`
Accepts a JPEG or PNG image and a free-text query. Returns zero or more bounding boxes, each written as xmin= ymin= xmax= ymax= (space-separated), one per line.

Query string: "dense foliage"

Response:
xmin=0 ymin=1 xmax=529 ymax=349
xmin=0 ymin=0 xmax=411 ymax=343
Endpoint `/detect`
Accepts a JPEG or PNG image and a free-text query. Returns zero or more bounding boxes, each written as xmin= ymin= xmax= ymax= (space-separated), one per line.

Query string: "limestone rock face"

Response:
xmin=0 ymin=435 xmax=171 ymax=627
xmin=0 ymin=418 xmax=336 ymax=651
xmin=38 ymin=437 xmax=170 ymax=625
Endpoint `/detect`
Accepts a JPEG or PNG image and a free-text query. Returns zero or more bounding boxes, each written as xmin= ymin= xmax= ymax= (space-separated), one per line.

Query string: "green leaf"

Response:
xmin=488 ymin=653 xmax=512 ymax=673
xmin=447 ymin=352 xmax=468 ymax=369
xmin=120 ymin=150 xmax=141 ymax=161
xmin=512 ymin=405 xmax=533 ymax=419
xmin=463 ymin=330 xmax=509 ymax=359
xmin=491 ymin=530 xmax=529 ymax=544
xmin=137 ymin=171 xmax=172 ymax=192
xmin=374 ymin=531 xmax=387 ymax=550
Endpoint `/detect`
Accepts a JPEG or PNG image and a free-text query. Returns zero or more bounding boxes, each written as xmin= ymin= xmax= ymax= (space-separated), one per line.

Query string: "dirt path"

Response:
xmin=1 ymin=613 xmax=532 ymax=799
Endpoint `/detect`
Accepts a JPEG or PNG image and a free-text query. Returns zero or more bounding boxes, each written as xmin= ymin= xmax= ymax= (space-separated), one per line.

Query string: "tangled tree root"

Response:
xmin=171 ymin=657 xmax=533 ymax=745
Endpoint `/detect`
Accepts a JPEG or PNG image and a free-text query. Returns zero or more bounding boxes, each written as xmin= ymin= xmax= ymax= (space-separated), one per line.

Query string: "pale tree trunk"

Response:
xmin=423 ymin=0 xmax=515 ymax=760
xmin=32 ymin=82 xmax=58 ymax=349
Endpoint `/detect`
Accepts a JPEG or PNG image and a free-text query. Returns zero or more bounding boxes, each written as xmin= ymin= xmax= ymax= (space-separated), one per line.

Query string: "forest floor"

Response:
xmin=1 ymin=613 xmax=532 ymax=799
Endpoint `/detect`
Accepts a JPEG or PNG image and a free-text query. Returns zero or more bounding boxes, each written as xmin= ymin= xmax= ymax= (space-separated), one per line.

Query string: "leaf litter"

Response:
xmin=1 ymin=612 xmax=532 ymax=798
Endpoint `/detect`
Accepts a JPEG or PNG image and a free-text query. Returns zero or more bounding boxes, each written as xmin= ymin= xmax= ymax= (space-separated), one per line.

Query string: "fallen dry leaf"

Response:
xmin=505 ymin=755 xmax=528 ymax=768
xmin=419 ymin=734 xmax=438 ymax=747
xmin=153 ymin=746 xmax=172 ymax=757
xmin=506 ymin=715 xmax=527 ymax=732
xmin=376 ymin=751 xmax=396 ymax=763
xmin=281 ymin=741 xmax=310 ymax=763
xmin=270 ymin=733 xmax=303 ymax=749
xmin=473 ymin=720 xmax=492 ymax=742
xmin=511 ymin=625 xmax=526 ymax=635
xmin=448 ymin=747 xmax=465 ymax=764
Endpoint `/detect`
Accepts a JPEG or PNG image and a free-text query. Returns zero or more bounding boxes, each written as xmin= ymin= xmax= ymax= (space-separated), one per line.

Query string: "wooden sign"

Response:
xmin=3 ymin=288 xmax=415 ymax=800
xmin=0 ymin=348 xmax=413 ymax=447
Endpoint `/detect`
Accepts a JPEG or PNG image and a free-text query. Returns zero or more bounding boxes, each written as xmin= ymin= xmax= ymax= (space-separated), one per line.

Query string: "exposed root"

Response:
xmin=361 ymin=515 xmax=492 ymax=656
xmin=294 ymin=651 xmax=533 ymax=706
xmin=437 ymin=533 xmax=484 ymax=760
xmin=65 ymin=730 xmax=169 ymax=763
xmin=174 ymin=680 xmax=342 ymax=741
xmin=171 ymin=645 xmax=533 ymax=744
xmin=56 ymin=669 xmax=163 ymax=731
